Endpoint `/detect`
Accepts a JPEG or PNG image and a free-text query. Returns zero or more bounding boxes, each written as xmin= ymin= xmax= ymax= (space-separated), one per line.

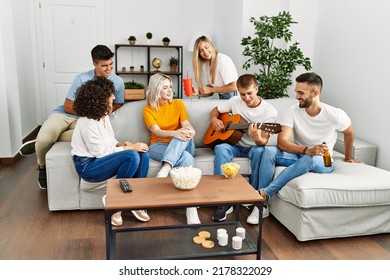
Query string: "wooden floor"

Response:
xmin=1 ymin=155 xmax=390 ymax=260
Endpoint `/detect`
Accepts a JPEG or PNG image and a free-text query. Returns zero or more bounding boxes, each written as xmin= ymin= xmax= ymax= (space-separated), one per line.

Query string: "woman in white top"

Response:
xmin=71 ymin=76 xmax=150 ymax=226
xmin=192 ymin=36 xmax=238 ymax=99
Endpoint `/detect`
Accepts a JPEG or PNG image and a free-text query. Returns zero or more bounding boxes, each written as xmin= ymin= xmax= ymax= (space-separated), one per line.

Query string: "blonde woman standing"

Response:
xmin=143 ymin=73 xmax=200 ymax=224
xmin=192 ymin=36 xmax=238 ymax=99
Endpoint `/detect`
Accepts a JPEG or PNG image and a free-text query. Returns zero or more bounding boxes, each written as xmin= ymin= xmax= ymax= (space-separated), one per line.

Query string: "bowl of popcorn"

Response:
xmin=221 ymin=162 xmax=240 ymax=179
xmin=170 ymin=166 xmax=202 ymax=190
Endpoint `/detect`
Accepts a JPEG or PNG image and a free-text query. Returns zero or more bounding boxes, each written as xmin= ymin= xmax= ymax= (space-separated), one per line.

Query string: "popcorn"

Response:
xmin=170 ymin=167 xmax=202 ymax=190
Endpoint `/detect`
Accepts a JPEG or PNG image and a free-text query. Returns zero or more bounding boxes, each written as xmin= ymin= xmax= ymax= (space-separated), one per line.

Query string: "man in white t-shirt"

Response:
xmin=255 ymin=72 xmax=362 ymax=224
xmin=208 ymin=74 xmax=277 ymax=223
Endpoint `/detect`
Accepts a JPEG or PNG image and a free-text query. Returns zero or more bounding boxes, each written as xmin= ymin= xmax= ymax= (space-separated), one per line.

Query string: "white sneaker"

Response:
xmin=241 ymin=203 xmax=252 ymax=210
xmin=186 ymin=207 xmax=201 ymax=224
xmin=246 ymin=206 xmax=269 ymax=225
xmin=263 ymin=205 xmax=270 ymax=219
xmin=156 ymin=168 xmax=171 ymax=178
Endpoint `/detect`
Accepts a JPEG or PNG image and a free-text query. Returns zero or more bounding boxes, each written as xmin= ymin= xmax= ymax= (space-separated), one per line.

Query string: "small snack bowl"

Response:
xmin=221 ymin=162 xmax=240 ymax=179
xmin=170 ymin=167 xmax=202 ymax=190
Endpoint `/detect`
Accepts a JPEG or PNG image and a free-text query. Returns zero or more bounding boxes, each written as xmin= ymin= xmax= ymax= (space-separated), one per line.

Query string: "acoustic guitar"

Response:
xmin=203 ymin=113 xmax=282 ymax=149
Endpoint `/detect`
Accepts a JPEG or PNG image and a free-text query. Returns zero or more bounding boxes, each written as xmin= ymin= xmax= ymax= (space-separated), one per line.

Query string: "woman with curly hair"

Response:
xmin=192 ymin=35 xmax=238 ymax=99
xmin=71 ymin=76 xmax=150 ymax=226
xmin=143 ymin=73 xmax=200 ymax=225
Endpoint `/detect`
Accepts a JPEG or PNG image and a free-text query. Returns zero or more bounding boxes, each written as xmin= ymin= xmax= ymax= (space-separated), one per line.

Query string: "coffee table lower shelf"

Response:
xmin=104 ymin=176 xmax=263 ymax=260
xmin=105 ymin=204 xmax=263 ymax=260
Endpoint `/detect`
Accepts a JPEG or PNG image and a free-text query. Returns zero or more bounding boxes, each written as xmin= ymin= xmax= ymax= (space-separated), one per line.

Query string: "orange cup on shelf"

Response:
xmin=183 ymin=78 xmax=193 ymax=97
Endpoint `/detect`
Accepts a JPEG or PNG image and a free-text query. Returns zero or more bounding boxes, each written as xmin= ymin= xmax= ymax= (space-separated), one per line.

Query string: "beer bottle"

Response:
xmin=322 ymin=142 xmax=332 ymax=167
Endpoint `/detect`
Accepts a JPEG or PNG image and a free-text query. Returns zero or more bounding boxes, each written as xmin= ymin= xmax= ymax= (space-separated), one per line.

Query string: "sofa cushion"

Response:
xmin=46 ymin=142 xmax=80 ymax=210
xmin=109 ymin=98 xmax=297 ymax=148
xmin=275 ymin=158 xmax=390 ymax=208
xmin=110 ymin=100 xmax=150 ymax=145
xmin=110 ymin=99 xmax=225 ymax=148
xmin=193 ymin=147 xmax=252 ymax=176
xmin=79 ymin=179 xmax=107 ymax=209
xmin=180 ymin=99 xmax=227 ymax=147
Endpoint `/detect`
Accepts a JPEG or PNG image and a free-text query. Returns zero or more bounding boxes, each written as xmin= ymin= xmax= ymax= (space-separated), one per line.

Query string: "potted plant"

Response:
xmin=169 ymin=56 xmax=179 ymax=72
xmin=140 ymin=65 xmax=144 ymax=72
xmin=128 ymin=35 xmax=136 ymax=45
xmin=146 ymin=32 xmax=152 ymax=44
xmin=162 ymin=37 xmax=170 ymax=46
xmin=241 ymin=11 xmax=312 ymax=99
xmin=124 ymin=80 xmax=145 ymax=100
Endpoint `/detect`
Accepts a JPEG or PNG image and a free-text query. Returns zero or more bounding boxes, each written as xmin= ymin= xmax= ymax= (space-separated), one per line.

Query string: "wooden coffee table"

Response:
xmin=104 ymin=175 xmax=263 ymax=260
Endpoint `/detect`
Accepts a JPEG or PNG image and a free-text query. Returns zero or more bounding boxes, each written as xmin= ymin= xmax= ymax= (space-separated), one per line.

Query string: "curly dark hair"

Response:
xmin=73 ymin=77 xmax=114 ymax=120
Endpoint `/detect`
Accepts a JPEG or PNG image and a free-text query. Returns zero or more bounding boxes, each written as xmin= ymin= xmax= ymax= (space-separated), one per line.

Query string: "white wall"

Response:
xmin=0 ymin=0 xmax=27 ymax=158
xmin=2 ymin=0 xmax=390 ymax=171
xmin=313 ymin=0 xmax=390 ymax=170
xmin=213 ymin=0 xmax=243 ymax=74
xmin=105 ymin=0 xmax=215 ymax=88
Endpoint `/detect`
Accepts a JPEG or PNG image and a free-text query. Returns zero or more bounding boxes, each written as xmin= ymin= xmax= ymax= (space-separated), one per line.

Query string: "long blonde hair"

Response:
xmin=192 ymin=36 xmax=218 ymax=87
xmin=146 ymin=73 xmax=173 ymax=109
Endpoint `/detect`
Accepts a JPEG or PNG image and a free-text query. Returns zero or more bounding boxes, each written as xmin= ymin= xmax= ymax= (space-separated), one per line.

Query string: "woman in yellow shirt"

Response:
xmin=143 ymin=73 xmax=200 ymax=224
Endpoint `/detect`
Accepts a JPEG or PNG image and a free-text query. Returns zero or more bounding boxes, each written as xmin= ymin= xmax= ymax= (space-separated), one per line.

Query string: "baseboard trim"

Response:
xmin=0 ymin=126 xmax=41 ymax=166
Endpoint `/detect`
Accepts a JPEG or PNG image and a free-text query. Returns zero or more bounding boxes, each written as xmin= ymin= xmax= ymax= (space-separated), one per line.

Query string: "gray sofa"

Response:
xmin=46 ymin=98 xmax=390 ymax=241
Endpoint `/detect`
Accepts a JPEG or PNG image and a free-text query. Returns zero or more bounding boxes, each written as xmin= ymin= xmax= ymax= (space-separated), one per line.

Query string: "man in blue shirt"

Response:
xmin=19 ymin=45 xmax=124 ymax=189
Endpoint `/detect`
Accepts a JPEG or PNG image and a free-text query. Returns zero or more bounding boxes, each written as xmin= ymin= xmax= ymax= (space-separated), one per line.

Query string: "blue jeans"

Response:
xmin=149 ymin=138 xmax=195 ymax=167
xmin=73 ymin=150 xmax=149 ymax=182
xmin=260 ymin=146 xmax=333 ymax=197
xmin=214 ymin=143 xmax=265 ymax=190
xmin=219 ymin=91 xmax=237 ymax=99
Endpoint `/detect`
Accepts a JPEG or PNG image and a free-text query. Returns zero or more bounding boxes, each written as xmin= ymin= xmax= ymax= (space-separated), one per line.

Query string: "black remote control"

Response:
xmin=119 ymin=179 xmax=132 ymax=193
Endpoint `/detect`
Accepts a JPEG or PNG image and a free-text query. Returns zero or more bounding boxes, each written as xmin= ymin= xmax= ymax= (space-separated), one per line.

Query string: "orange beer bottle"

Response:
xmin=322 ymin=142 xmax=332 ymax=167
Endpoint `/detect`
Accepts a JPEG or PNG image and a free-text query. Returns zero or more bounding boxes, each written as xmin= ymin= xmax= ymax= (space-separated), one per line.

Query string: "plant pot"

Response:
xmin=163 ymin=42 xmax=169 ymax=46
xmin=170 ymin=65 xmax=178 ymax=72
xmin=128 ymin=40 xmax=136 ymax=45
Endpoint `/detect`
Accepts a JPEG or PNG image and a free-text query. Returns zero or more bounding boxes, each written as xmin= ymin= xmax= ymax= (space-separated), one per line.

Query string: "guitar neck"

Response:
xmin=228 ymin=123 xmax=256 ymax=130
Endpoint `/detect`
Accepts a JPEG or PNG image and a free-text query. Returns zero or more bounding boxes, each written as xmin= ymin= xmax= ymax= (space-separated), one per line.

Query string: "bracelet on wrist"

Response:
xmin=302 ymin=146 xmax=308 ymax=154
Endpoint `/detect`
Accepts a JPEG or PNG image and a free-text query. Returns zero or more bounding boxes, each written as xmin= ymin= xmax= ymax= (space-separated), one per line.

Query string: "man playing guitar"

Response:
xmin=208 ymin=74 xmax=278 ymax=223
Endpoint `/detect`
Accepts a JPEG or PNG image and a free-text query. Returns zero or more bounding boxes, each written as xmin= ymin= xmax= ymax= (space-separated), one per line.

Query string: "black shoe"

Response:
xmin=19 ymin=139 xmax=36 ymax=156
xmin=212 ymin=205 xmax=234 ymax=222
xmin=37 ymin=166 xmax=47 ymax=189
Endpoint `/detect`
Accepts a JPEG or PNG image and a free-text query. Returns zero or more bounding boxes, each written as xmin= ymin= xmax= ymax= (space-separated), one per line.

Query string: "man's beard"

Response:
xmin=299 ymin=96 xmax=313 ymax=108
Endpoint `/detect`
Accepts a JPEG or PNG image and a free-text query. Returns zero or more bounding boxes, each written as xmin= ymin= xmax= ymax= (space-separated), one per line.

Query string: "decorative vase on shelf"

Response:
xmin=128 ymin=36 xmax=136 ymax=45
xmin=162 ymin=37 xmax=170 ymax=46
xmin=146 ymin=32 xmax=152 ymax=45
